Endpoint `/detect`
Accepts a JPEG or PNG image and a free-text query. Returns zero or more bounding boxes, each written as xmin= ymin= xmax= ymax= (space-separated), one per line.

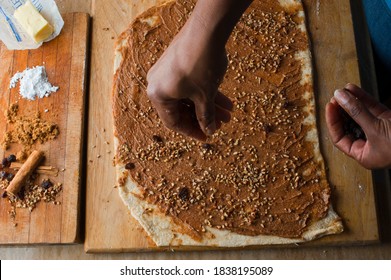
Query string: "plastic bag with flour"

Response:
xmin=0 ymin=0 xmax=63 ymax=50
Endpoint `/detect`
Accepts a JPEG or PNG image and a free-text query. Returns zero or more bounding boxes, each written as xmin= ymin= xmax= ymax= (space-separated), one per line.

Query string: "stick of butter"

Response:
xmin=13 ymin=1 xmax=54 ymax=43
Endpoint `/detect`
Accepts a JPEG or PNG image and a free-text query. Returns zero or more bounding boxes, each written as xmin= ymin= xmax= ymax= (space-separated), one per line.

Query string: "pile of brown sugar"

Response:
xmin=2 ymin=103 xmax=59 ymax=150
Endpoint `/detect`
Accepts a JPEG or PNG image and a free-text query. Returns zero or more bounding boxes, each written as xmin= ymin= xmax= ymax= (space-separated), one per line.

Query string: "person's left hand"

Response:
xmin=325 ymin=83 xmax=391 ymax=169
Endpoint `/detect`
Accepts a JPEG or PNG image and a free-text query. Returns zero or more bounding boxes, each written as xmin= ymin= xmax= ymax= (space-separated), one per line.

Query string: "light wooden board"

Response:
xmin=0 ymin=13 xmax=90 ymax=244
xmin=85 ymin=0 xmax=379 ymax=253
xmin=56 ymin=0 xmax=92 ymax=14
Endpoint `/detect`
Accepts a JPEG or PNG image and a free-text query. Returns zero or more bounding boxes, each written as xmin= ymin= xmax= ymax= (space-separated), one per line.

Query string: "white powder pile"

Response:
xmin=9 ymin=66 xmax=59 ymax=100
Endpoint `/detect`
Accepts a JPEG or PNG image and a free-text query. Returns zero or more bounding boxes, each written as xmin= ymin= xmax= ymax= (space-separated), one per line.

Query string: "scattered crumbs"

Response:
xmin=44 ymin=109 xmax=49 ymax=113
xmin=316 ymin=0 xmax=321 ymax=16
xmin=103 ymin=27 xmax=110 ymax=31
xmin=97 ymin=155 xmax=101 ymax=159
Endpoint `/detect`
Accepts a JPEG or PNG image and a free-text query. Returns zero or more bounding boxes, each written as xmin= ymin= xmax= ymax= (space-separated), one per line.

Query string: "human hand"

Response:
xmin=325 ymin=83 xmax=391 ymax=169
xmin=146 ymin=19 xmax=233 ymax=141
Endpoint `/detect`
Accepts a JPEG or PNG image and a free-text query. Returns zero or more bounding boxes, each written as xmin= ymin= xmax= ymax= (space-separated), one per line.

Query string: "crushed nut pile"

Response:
xmin=0 ymin=153 xmax=62 ymax=225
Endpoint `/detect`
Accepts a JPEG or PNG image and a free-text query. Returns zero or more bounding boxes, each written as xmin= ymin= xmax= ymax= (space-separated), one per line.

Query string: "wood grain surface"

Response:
xmin=85 ymin=0 xmax=379 ymax=253
xmin=0 ymin=0 xmax=390 ymax=260
xmin=0 ymin=13 xmax=90 ymax=244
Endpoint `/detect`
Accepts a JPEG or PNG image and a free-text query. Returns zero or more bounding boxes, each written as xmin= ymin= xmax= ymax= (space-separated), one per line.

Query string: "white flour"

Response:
xmin=9 ymin=66 xmax=59 ymax=100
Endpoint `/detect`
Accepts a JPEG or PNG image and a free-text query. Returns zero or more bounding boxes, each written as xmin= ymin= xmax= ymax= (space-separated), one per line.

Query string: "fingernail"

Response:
xmin=205 ymin=122 xmax=216 ymax=136
xmin=345 ymin=83 xmax=352 ymax=89
xmin=334 ymin=89 xmax=350 ymax=105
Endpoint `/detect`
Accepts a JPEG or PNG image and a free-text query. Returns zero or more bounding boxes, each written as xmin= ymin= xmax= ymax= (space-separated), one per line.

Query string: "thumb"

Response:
xmin=333 ymin=88 xmax=378 ymax=134
xmin=193 ymin=97 xmax=216 ymax=136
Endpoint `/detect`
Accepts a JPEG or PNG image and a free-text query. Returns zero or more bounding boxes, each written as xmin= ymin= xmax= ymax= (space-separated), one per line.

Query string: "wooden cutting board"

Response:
xmin=85 ymin=0 xmax=379 ymax=253
xmin=0 ymin=13 xmax=90 ymax=244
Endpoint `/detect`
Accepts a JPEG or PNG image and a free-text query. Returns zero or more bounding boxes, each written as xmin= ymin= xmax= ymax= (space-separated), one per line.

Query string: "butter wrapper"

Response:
xmin=0 ymin=0 xmax=63 ymax=50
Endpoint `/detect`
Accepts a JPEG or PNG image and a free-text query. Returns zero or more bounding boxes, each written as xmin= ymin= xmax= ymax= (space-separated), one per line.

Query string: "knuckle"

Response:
xmin=146 ymin=83 xmax=159 ymax=100
xmin=347 ymin=100 xmax=363 ymax=118
xmin=373 ymin=119 xmax=388 ymax=137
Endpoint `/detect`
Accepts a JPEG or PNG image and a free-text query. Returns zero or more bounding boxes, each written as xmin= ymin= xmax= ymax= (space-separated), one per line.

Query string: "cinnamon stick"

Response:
xmin=10 ymin=162 xmax=58 ymax=176
xmin=6 ymin=150 xmax=44 ymax=197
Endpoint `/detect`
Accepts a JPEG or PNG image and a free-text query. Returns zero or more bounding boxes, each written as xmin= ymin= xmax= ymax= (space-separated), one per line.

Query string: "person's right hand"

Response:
xmin=325 ymin=83 xmax=391 ymax=169
xmin=146 ymin=16 xmax=233 ymax=141
xmin=146 ymin=0 xmax=254 ymax=141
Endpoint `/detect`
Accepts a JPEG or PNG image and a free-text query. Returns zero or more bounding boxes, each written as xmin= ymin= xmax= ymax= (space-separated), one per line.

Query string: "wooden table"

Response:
xmin=0 ymin=0 xmax=391 ymax=259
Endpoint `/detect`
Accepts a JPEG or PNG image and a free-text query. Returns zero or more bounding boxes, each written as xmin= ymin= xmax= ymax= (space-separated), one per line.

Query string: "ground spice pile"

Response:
xmin=2 ymin=103 xmax=59 ymax=150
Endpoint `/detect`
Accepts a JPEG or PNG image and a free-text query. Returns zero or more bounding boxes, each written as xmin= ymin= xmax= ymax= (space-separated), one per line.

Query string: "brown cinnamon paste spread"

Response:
xmin=113 ymin=0 xmax=330 ymax=239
